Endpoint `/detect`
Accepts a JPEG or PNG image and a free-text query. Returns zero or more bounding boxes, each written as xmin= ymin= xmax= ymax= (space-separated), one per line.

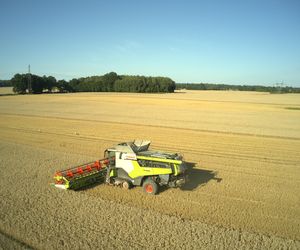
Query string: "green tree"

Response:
xmin=68 ymin=78 xmax=80 ymax=92
xmin=10 ymin=72 xmax=179 ymax=94
xmin=0 ymin=79 xmax=12 ymax=87
xmin=31 ymin=74 xmax=44 ymax=94
xmin=43 ymin=75 xmax=57 ymax=92
xmin=102 ymin=72 xmax=120 ymax=91
xmin=57 ymin=80 xmax=73 ymax=92
xmin=11 ymin=74 xmax=28 ymax=94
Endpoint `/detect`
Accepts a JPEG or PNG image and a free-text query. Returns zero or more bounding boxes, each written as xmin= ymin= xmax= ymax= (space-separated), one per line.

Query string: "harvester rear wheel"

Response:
xmin=143 ymin=179 xmax=158 ymax=195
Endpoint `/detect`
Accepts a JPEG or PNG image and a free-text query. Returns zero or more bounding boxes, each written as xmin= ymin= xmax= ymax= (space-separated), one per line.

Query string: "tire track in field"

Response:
xmin=152 ymin=134 xmax=300 ymax=155
xmin=1 ymin=112 xmax=300 ymax=141
xmin=3 ymin=133 xmax=290 ymax=209
xmin=0 ymin=117 xmax=300 ymax=240
xmin=0 ymin=229 xmax=33 ymax=250
xmin=49 ymin=92 xmax=300 ymax=107
xmin=1 ymin=125 xmax=299 ymax=167
xmin=1 ymin=113 xmax=299 ymax=182
xmin=153 ymin=143 xmax=299 ymax=166
xmin=1 ymin=120 xmax=299 ymax=167
xmin=1 ymin=125 xmax=299 ymax=186
xmin=1 ymin=113 xmax=299 ymax=166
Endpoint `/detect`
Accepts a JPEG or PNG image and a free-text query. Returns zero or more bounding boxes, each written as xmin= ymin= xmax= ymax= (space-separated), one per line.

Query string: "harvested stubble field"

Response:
xmin=0 ymin=90 xmax=299 ymax=249
xmin=0 ymin=87 xmax=14 ymax=95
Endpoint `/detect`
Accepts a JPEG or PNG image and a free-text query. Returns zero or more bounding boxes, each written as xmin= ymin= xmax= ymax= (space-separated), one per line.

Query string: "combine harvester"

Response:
xmin=53 ymin=140 xmax=187 ymax=194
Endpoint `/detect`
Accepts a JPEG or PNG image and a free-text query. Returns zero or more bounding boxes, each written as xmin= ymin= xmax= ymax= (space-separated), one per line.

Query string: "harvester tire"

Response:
xmin=143 ymin=179 xmax=158 ymax=195
xmin=122 ymin=180 xmax=131 ymax=190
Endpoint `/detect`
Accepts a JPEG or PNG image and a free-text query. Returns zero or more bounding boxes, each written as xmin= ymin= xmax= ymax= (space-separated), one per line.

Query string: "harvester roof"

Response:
xmin=106 ymin=140 xmax=151 ymax=154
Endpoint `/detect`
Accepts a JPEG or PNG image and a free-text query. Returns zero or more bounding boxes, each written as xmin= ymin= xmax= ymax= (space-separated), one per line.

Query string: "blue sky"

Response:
xmin=1 ymin=0 xmax=300 ymax=86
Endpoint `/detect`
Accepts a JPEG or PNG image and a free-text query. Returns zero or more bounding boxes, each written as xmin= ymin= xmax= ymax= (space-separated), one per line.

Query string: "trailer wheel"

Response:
xmin=143 ymin=179 xmax=158 ymax=195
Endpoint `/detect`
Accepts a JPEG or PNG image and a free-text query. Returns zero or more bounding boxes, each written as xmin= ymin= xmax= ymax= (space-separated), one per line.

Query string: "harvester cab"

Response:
xmin=53 ymin=140 xmax=187 ymax=195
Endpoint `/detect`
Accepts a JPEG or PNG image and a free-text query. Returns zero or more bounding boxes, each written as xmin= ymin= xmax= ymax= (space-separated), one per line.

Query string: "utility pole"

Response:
xmin=28 ymin=64 xmax=32 ymax=93
xmin=275 ymin=81 xmax=284 ymax=94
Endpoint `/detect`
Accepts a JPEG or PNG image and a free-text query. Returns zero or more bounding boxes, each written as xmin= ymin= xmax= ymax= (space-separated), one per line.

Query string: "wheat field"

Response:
xmin=0 ymin=90 xmax=299 ymax=249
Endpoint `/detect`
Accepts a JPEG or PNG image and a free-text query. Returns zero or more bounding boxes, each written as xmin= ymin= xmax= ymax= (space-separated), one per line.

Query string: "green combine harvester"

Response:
xmin=53 ymin=140 xmax=187 ymax=194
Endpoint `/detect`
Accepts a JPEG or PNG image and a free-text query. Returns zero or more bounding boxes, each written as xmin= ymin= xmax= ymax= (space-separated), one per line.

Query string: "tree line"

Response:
xmin=8 ymin=72 xmax=176 ymax=94
xmin=3 ymin=74 xmax=299 ymax=94
xmin=0 ymin=79 xmax=12 ymax=87
xmin=176 ymin=83 xmax=300 ymax=93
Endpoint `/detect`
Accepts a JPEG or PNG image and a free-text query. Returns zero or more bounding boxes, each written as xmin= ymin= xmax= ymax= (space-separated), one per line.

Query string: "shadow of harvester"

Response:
xmin=181 ymin=162 xmax=222 ymax=191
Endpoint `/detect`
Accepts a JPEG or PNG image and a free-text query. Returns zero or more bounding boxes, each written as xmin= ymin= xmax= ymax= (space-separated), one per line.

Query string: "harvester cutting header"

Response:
xmin=53 ymin=140 xmax=187 ymax=194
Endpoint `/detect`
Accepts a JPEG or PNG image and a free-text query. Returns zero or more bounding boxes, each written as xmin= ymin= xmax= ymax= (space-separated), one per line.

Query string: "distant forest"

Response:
xmin=0 ymin=79 xmax=11 ymax=87
xmin=3 ymin=72 xmax=176 ymax=94
xmin=1 ymin=74 xmax=299 ymax=94
xmin=176 ymin=83 xmax=300 ymax=93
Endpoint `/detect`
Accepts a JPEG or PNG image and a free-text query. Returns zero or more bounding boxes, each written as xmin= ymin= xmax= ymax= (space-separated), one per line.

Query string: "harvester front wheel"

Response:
xmin=143 ymin=179 xmax=158 ymax=195
xmin=122 ymin=180 xmax=132 ymax=190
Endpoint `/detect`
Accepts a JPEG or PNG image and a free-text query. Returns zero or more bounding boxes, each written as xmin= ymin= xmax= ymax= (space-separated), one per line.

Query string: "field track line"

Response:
xmin=39 ymin=92 xmax=300 ymax=107
xmin=153 ymin=144 xmax=300 ymax=166
xmin=1 ymin=125 xmax=299 ymax=166
xmin=0 ymin=229 xmax=33 ymax=249
xmin=1 ymin=126 xmax=300 ymax=182
xmin=0 ymin=112 xmax=300 ymax=141
xmin=185 ymin=192 xmax=300 ymax=213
